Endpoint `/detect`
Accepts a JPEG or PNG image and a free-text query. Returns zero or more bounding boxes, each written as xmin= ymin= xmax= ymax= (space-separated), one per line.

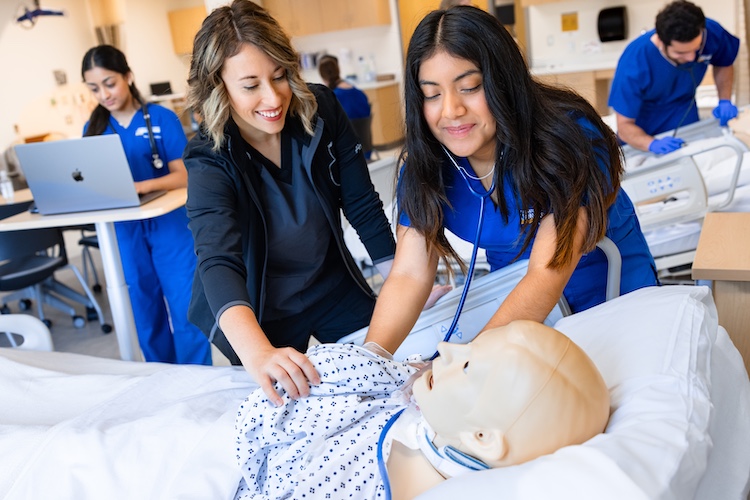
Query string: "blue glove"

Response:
xmin=713 ymin=99 xmax=738 ymax=126
xmin=649 ymin=136 xmax=684 ymax=154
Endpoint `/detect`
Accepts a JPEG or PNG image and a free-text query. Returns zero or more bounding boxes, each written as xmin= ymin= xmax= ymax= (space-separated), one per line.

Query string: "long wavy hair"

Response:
xmin=187 ymin=0 xmax=316 ymax=151
xmin=81 ymin=45 xmax=146 ymax=137
xmin=399 ymin=6 xmax=621 ymax=271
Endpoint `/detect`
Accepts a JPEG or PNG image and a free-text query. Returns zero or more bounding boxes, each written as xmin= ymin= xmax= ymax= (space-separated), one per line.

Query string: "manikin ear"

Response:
xmin=458 ymin=429 xmax=507 ymax=465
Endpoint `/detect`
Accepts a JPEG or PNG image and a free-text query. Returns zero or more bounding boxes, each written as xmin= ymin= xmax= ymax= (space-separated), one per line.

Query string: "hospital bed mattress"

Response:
xmin=0 ymin=286 xmax=748 ymax=499
xmin=338 ymin=260 xmax=562 ymax=361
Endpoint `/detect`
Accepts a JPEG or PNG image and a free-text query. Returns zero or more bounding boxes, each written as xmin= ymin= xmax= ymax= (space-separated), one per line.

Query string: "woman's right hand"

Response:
xmin=219 ymin=305 xmax=322 ymax=406
xmin=245 ymin=344 xmax=321 ymax=407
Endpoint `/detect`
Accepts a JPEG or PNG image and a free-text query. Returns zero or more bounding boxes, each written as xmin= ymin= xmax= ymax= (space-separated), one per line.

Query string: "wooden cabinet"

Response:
xmin=264 ymin=0 xmax=323 ymax=37
xmin=264 ymin=0 xmax=390 ymax=37
xmin=520 ymin=0 xmax=567 ymax=7
xmin=534 ymin=69 xmax=614 ymax=116
xmin=167 ymin=6 xmax=206 ymax=55
xmin=362 ymin=83 xmax=403 ymax=148
xmin=321 ymin=0 xmax=390 ymax=32
xmin=692 ymin=212 xmax=750 ymax=376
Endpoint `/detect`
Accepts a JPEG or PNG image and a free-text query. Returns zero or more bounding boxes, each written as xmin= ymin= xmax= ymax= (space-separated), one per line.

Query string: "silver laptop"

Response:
xmin=13 ymin=135 xmax=166 ymax=215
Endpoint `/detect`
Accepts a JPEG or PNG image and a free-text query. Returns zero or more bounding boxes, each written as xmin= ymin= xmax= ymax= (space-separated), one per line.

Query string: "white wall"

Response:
xmin=0 ymin=0 xmax=96 ymax=151
xmin=292 ymin=0 xmax=404 ymax=86
xmin=526 ymin=0 xmax=738 ymax=66
xmin=1 ymin=0 xmax=405 ymax=163
xmin=0 ymin=0 xmax=201 ymax=157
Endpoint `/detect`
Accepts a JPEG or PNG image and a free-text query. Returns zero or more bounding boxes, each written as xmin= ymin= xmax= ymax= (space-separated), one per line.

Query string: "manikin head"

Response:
xmin=412 ymin=320 xmax=610 ymax=467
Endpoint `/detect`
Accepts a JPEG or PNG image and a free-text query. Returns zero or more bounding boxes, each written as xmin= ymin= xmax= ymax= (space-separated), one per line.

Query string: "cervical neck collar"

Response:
xmin=414 ymin=418 xmax=491 ymax=479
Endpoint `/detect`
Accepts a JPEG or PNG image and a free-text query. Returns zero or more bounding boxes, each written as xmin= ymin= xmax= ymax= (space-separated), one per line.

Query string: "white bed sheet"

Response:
xmin=1 ymin=286 xmax=749 ymax=500
xmin=0 ymin=352 xmax=257 ymax=500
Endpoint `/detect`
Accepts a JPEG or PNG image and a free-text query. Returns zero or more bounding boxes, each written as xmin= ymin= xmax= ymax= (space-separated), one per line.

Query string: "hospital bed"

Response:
xmin=619 ymin=113 xmax=750 ymax=280
xmin=1 ymin=283 xmax=748 ymax=499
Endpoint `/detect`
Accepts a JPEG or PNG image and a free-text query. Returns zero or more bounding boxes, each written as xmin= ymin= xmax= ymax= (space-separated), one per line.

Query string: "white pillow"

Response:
xmin=418 ymin=285 xmax=717 ymax=500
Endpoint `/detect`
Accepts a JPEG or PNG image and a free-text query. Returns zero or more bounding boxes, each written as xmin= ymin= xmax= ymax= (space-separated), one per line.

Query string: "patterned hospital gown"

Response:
xmin=234 ymin=343 xmax=418 ymax=500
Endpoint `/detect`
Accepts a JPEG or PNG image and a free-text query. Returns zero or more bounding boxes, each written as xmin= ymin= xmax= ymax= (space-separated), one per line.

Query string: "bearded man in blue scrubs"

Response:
xmin=608 ymin=0 xmax=740 ymax=154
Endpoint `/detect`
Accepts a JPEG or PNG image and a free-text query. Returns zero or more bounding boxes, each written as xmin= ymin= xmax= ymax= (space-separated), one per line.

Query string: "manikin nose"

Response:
xmin=436 ymin=341 xmax=470 ymax=364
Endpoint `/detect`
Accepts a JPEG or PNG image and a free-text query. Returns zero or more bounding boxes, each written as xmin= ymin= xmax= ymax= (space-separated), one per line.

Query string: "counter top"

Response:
xmin=355 ymin=78 xmax=400 ymax=90
xmin=300 ymin=69 xmax=400 ymax=90
xmin=530 ymin=55 xmax=619 ymax=76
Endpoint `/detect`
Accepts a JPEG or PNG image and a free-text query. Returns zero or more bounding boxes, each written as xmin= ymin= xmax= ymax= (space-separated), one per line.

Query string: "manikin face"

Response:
xmin=83 ymin=67 xmax=135 ymax=117
xmin=221 ymin=43 xmax=293 ymax=145
xmin=412 ymin=335 xmax=495 ymax=442
xmin=412 ymin=322 xmax=611 ymax=467
xmin=418 ymin=50 xmax=497 ymax=167
xmin=664 ymin=33 xmax=703 ymax=65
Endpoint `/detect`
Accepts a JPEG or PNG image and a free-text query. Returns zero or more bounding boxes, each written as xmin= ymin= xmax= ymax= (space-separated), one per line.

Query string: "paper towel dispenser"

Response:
xmin=598 ymin=6 xmax=627 ymax=42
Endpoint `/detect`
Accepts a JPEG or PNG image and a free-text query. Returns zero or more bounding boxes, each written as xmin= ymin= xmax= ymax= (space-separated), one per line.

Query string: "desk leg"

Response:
xmin=94 ymin=221 xmax=142 ymax=362
xmin=713 ymin=280 xmax=750 ymax=377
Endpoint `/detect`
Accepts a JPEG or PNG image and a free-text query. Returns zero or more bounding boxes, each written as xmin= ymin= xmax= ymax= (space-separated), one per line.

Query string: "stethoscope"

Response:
xmin=108 ymin=103 xmax=165 ymax=170
xmin=669 ymin=28 xmax=709 ymax=138
xmin=377 ymin=146 xmax=498 ymax=500
xmin=141 ymin=103 xmax=165 ymax=169
xmin=427 ymin=146 xmax=497 ymax=360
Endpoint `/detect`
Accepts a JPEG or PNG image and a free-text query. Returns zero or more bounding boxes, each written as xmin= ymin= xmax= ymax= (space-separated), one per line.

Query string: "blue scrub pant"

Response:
xmin=115 ymin=207 xmax=212 ymax=365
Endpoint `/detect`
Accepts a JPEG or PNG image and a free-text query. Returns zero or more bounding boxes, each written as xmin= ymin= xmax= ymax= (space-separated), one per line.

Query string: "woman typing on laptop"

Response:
xmin=81 ymin=45 xmax=212 ymax=365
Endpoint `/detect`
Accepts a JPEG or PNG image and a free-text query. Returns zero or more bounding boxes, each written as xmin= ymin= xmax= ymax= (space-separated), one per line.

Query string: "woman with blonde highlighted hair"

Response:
xmin=183 ymin=0 xmax=395 ymax=406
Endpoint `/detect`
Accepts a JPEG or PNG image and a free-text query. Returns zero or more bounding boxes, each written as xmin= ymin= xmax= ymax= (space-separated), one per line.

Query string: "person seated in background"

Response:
xmin=233 ymin=320 xmax=610 ymax=500
xmin=318 ymin=54 xmax=373 ymax=159
xmin=608 ymin=0 xmax=740 ymax=154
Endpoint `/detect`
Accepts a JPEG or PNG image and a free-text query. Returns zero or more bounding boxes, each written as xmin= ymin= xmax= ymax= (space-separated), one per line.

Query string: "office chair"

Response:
xmin=350 ymin=115 xmax=380 ymax=162
xmin=0 ymin=202 xmax=112 ymax=333
xmin=74 ymin=224 xmax=102 ymax=294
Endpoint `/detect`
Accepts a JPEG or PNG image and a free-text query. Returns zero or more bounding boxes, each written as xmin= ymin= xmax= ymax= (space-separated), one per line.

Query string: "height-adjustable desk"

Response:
xmin=0 ymin=188 xmax=188 ymax=361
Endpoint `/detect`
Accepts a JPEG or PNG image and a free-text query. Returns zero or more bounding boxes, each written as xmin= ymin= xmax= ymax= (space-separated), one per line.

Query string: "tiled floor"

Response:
xmin=0 ymin=231 xmax=121 ymax=359
xmin=0 ymin=231 xmax=234 ymax=365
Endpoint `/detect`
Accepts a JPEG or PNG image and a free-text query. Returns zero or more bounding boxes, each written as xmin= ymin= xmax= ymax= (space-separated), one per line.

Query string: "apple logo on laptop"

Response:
xmin=72 ymin=169 xmax=84 ymax=182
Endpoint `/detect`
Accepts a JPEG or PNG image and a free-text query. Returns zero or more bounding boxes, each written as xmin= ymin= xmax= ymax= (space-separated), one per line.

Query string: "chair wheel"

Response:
xmin=72 ymin=315 xmax=86 ymax=328
xmin=43 ymin=319 xmax=52 ymax=328
xmin=93 ymin=284 xmax=102 ymax=293
xmin=101 ymin=323 xmax=113 ymax=334
xmin=18 ymin=299 xmax=32 ymax=311
xmin=0 ymin=305 xmax=10 ymax=314
xmin=86 ymin=307 xmax=98 ymax=321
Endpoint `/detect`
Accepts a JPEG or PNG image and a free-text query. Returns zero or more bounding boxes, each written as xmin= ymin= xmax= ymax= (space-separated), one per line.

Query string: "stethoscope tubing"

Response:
xmin=429 ymin=148 xmax=496 ymax=360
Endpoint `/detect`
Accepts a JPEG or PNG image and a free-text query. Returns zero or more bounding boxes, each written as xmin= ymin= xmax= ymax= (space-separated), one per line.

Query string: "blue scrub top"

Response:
xmin=399 ymin=119 xmax=658 ymax=313
xmin=608 ymin=18 xmax=739 ymax=137
xmin=84 ymin=103 xmax=187 ymax=181
xmin=333 ymin=86 xmax=371 ymax=120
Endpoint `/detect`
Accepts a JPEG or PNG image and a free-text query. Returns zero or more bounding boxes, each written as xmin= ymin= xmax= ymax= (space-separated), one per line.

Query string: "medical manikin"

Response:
xmin=233 ymin=321 xmax=610 ymax=500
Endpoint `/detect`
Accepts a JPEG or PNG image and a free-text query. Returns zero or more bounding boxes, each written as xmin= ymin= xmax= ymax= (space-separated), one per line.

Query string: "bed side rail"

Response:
xmin=622 ymin=137 xmax=745 ymax=231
